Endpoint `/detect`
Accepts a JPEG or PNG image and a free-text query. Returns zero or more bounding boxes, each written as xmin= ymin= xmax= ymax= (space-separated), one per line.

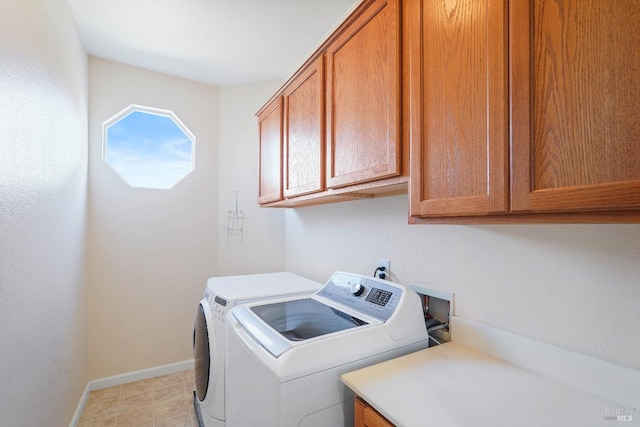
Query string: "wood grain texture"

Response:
xmin=354 ymin=396 xmax=366 ymax=427
xmin=257 ymin=97 xmax=283 ymax=204
xmin=326 ymin=0 xmax=402 ymax=189
xmin=283 ymin=56 xmax=325 ymax=198
xmin=408 ymin=0 xmax=509 ymax=217
xmin=355 ymin=397 xmax=394 ymax=427
xmin=510 ymin=0 xmax=640 ymax=212
xmin=409 ymin=210 xmax=640 ymax=224
xmin=260 ymin=178 xmax=407 ymax=208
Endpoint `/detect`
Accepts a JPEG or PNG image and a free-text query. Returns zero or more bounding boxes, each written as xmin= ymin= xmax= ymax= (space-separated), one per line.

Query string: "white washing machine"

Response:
xmin=192 ymin=272 xmax=322 ymax=427
xmin=225 ymin=272 xmax=429 ymax=427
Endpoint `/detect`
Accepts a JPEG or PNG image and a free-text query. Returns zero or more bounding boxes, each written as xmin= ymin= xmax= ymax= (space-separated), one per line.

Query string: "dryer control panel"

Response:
xmin=205 ymin=289 xmax=229 ymax=322
xmin=317 ymin=272 xmax=403 ymax=322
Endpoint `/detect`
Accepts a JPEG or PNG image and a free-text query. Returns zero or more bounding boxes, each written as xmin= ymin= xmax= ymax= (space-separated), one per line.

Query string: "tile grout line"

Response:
xmin=78 ymin=369 xmax=196 ymax=427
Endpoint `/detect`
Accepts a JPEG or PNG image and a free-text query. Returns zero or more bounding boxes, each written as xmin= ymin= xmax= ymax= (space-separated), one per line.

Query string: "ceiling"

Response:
xmin=67 ymin=0 xmax=359 ymax=87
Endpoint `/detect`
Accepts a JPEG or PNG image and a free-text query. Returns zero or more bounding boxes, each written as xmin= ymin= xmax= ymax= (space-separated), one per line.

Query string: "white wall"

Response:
xmin=87 ymin=58 xmax=219 ymax=379
xmin=217 ymin=81 xmax=286 ymax=275
xmin=0 ymin=0 xmax=88 ymax=425
xmin=285 ymin=195 xmax=640 ymax=369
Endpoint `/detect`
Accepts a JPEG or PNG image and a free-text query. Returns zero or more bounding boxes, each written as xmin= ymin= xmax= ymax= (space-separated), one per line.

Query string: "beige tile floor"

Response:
xmin=78 ymin=369 xmax=198 ymax=427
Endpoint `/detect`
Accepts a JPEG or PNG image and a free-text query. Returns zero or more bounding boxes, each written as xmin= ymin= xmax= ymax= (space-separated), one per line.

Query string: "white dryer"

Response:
xmin=225 ymin=272 xmax=429 ymax=427
xmin=192 ymin=272 xmax=321 ymax=427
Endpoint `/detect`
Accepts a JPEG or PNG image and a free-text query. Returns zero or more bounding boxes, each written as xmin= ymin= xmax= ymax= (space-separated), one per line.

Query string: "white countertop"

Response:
xmin=342 ymin=329 xmax=639 ymax=427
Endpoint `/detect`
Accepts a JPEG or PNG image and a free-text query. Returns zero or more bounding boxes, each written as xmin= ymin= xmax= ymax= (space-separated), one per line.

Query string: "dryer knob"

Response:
xmin=350 ymin=283 xmax=365 ymax=296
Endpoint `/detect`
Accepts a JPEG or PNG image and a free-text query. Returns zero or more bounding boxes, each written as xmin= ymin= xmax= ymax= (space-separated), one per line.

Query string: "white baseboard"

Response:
xmin=88 ymin=359 xmax=194 ymax=391
xmin=69 ymin=359 xmax=194 ymax=427
xmin=69 ymin=382 xmax=91 ymax=427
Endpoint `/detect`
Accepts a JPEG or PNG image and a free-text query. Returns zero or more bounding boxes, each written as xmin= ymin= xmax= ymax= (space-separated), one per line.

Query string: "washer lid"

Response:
xmin=232 ymin=298 xmax=368 ymax=357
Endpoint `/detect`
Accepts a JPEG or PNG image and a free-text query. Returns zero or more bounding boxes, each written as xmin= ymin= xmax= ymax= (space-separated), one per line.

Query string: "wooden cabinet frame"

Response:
xmin=406 ymin=0 xmax=509 ymax=217
xmin=282 ymin=56 xmax=325 ymax=198
xmin=326 ymin=0 xmax=402 ymax=189
xmin=355 ymin=396 xmax=394 ymax=427
xmin=510 ymin=0 xmax=640 ymax=214
xmin=257 ymin=97 xmax=283 ymax=204
xmin=411 ymin=0 xmax=640 ymax=223
xmin=258 ymin=0 xmax=640 ymax=222
xmin=257 ymin=0 xmax=408 ymax=208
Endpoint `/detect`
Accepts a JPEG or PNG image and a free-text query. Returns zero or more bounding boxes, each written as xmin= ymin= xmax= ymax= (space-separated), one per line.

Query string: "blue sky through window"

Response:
xmin=105 ymin=109 xmax=194 ymax=189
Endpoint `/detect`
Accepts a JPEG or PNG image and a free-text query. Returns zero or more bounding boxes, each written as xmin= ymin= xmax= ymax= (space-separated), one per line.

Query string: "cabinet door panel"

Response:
xmin=355 ymin=397 xmax=394 ymax=427
xmin=326 ymin=0 xmax=401 ymax=189
xmin=510 ymin=0 xmax=640 ymax=212
xmin=257 ymin=97 xmax=283 ymax=204
xmin=408 ymin=0 xmax=509 ymax=217
xmin=283 ymin=57 xmax=325 ymax=198
xmin=363 ymin=407 xmax=394 ymax=427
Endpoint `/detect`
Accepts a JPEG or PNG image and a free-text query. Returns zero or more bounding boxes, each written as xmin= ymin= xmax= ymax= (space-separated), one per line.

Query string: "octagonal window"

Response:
xmin=102 ymin=105 xmax=195 ymax=189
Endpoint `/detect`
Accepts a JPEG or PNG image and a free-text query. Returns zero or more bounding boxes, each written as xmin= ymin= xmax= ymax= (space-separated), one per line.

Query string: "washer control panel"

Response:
xmin=317 ymin=272 xmax=403 ymax=322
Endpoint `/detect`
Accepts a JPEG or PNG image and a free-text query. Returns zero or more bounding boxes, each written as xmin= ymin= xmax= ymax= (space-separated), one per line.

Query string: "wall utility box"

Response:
xmin=409 ymin=284 xmax=454 ymax=346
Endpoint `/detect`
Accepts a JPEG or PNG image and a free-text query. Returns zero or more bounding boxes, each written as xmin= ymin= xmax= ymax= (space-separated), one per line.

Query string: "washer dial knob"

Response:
xmin=350 ymin=282 xmax=365 ymax=296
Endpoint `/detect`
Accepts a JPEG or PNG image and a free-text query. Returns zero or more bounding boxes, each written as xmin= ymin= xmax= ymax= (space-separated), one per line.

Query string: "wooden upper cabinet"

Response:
xmin=326 ymin=0 xmax=402 ymax=189
xmin=510 ymin=0 xmax=640 ymax=213
xmin=257 ymin=97 xmax=283 ymax=204
xmin=283 ymin=56 xmax=325 ymax=198
xmin=407 ymin=0 xmax=509 ymax=217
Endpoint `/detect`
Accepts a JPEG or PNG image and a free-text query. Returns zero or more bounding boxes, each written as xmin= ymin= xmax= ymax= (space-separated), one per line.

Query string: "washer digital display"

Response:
xmin=366 ymin=288 xmax=392 ymax=306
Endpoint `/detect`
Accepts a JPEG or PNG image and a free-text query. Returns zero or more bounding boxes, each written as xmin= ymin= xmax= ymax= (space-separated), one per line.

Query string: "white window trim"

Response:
xmin=101 ymin=104 xmax=196 ymax=190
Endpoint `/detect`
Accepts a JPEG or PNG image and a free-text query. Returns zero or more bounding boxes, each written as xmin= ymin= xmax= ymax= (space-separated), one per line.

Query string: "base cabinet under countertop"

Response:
xmin=355 ymin=396 xmax=394 ymax=427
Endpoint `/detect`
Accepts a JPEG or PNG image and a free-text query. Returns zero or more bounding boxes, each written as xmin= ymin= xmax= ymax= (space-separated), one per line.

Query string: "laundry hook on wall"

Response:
xmin=226 ymin=190 xmax=244 ymax=243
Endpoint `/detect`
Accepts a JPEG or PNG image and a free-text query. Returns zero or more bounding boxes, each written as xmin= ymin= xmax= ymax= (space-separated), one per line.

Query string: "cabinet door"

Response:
xmin=257 ymin=97 xmax=283 ymax=204
xmin=326 ymin=0 xmax=401 ymax=189
xmin=407 ymin=0 xmax=509 ymax=217
xmin=355 ymin=397 xmax=394 ymax=427
xmin=283 ymin=57 xmax=325 ymax=198
xmin=510 ymin=0 xmax=640 ymax=213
